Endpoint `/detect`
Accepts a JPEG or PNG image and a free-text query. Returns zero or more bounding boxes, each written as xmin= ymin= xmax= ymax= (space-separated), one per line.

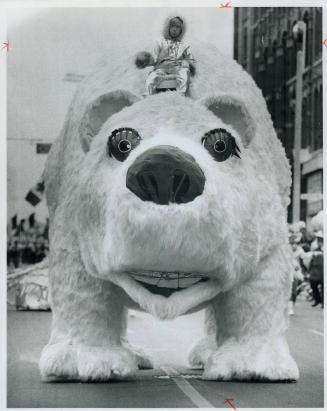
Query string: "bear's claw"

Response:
xmin=39 ymin=343 xmax=78 ymax=380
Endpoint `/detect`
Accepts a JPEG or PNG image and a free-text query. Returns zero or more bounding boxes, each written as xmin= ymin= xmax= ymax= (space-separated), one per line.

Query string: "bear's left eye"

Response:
xmin=201 ymin=128 xmax=241 ymax=162
xmin=107 ymin=128 xmax=142 ymax=162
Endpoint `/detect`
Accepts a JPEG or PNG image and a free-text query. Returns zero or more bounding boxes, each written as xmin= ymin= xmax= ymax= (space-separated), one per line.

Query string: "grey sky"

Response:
xmin=7 ymin=7 xmax=234 ymax=143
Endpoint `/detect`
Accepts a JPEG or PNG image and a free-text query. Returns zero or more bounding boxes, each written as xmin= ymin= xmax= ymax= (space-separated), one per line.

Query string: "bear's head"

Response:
xmin=68 ymin=84 xmax=290 ymax=319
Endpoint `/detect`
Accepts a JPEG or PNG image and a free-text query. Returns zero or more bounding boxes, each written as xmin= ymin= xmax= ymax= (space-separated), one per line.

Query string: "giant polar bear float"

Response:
xmin=39 ymin=33 xmax=299 ymax=382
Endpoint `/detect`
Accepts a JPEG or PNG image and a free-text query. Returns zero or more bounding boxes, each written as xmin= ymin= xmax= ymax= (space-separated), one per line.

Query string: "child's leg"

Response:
xmin=145 ymin=69 xmax=166 ymax=95
xmin=175 ymin=67 xmax=190 ymax=95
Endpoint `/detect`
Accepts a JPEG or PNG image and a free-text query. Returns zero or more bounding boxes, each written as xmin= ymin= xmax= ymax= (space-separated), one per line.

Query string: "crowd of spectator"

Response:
xmin=7 ymin=216 xmax=49 ymax=271
xmin=288 ymin=221 xmax=324 ymax=315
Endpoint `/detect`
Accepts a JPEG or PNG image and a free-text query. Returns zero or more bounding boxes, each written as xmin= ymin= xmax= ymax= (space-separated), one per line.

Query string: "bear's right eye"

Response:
xmin=107 ymin=128 xmax=142 ymax=162
xmin=201 ymin=128 xmax=241 ymax=162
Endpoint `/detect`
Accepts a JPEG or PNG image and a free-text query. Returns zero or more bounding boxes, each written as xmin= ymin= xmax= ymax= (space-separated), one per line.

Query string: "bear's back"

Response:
xmin=44 ymin=41 xmax=290 ymax=217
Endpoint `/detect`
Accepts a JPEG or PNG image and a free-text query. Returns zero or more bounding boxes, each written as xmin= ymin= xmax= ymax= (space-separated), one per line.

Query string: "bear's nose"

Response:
xmin=126 ymin=145 xmax=205 ymax=205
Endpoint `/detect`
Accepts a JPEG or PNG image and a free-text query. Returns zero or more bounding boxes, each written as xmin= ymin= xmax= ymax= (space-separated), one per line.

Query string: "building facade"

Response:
xmin=234 ymin=7 xmax=323 ymax=224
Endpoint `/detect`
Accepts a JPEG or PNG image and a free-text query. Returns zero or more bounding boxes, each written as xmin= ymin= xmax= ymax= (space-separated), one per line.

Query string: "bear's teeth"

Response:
xmin=129 ymin=271 xmax=205 ymax=289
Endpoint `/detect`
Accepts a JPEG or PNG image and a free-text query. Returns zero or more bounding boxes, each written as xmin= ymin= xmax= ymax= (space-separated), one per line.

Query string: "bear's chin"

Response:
xmin=99 ymin=268 xmax=222 ymax=319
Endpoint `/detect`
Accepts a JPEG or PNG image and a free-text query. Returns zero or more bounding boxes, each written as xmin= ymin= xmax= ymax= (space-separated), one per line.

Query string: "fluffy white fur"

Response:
xmin=40 ymin=39 xmax=298 ymax=382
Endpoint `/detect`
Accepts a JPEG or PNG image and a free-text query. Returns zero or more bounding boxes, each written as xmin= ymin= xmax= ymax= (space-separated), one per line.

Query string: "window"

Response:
xmin=313 ymin=86 xmax=323 ymax=150
xmin=242 ymin=27 xmax=248 ymax=68
xmin=301 ymin=94 xmax=311 ymax=148
xmin=314 ymin=8 xmax=322 ymax=60
xmin=302 ymin=11 xmax=311 ymax=67
xmin=36 ymin=143 xmax=52 ymax=154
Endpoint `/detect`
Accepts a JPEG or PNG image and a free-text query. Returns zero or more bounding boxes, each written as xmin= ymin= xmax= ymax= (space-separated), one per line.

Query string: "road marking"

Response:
xmin=225 ymin=397 xmax=237 ymax=411
xmin=161 ymin=366 xmax=214 ymax=408
xmin=308 ymin=329 xmax=324 ymax=336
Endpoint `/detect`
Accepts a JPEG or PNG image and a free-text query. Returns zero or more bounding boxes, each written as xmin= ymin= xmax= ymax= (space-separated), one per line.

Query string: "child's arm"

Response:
xmin=152 ymin=39 xmax=163 ymax=66
xmin=181 ymin=46 xmax=195 ymax=69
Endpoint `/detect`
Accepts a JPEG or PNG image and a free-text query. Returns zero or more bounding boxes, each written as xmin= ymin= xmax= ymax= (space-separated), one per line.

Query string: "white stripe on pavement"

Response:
xmin=308 ymin=329 xmax=324 ymax=336
xmin=161 ymin=366 xmax=215 ymax=408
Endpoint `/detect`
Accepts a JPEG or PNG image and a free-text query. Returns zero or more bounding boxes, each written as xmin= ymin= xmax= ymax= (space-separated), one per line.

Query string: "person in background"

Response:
xmin=289 ymin=235 xmax=304 ymax=315
xmin=35 ymin=237 xmax=47 ymax=263
xmin=308 ymin=231 xmax=324 ymax=308
xmin=11 ymin=239 xmax=21 ymax=268
xmin=7 ymin=217 xmax=49 ymax=268
xmin=299 ymin=224 xmax=312 ymax=252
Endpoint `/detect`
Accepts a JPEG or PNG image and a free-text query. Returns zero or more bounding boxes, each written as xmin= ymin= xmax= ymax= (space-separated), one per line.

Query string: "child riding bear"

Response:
xmin=145 ymin=16 xmax=195 ymax=95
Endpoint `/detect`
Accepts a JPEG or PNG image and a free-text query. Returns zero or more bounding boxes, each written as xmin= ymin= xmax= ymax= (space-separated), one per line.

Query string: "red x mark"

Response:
xmin=224 ymin=398 xmax=237 ymax=411
xmin=322 ymin=39 xmax=327 ymax=48
xmin=1 ymin=40 xmax=10 ymax=51
xmin=219 ymin=1 xmax=232 ymax=7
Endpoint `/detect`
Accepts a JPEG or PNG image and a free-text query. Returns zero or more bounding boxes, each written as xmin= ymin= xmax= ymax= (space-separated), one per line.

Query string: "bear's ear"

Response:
xmin=79 ymin=90 xmax=140 ymax=152
xmin=200 ymin=94 xmax=256 ymax=147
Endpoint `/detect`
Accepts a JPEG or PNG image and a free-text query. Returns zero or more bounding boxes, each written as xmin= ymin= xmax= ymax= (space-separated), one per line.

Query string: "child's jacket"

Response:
xmin=154 ymin=39 xmax=194 ymax=70
xmin=153 ymin=16 xmax=195 ymax=70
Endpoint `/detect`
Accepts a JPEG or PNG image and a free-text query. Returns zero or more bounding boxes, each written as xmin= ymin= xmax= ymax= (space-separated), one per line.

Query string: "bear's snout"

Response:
xmin=126 ymin=145 xmax=205 ymax=205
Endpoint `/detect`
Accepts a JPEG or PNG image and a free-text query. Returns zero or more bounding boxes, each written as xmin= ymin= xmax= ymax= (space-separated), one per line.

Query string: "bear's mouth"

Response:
xmin=129 ymin=271 xmax=209 ymax=297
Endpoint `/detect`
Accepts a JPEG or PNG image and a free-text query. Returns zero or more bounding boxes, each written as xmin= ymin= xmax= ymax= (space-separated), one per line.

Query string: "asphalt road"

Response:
xmin=7 ymin=298 xmax=324 ymax=408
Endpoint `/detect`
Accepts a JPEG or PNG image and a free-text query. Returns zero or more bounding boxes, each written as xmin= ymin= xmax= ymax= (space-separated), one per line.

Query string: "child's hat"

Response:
xmin=170 ymin=16 xmax=183 ymax=26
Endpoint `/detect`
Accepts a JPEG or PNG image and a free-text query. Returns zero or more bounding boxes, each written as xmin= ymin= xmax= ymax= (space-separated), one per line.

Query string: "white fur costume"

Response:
xmin=39 ymin=38 xmax=299 ymax=382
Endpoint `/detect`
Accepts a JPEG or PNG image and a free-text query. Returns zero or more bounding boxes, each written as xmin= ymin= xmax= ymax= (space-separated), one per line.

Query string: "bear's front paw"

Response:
xmin=39 ymin=343 xmax=138 ymax=381
xmin=202 ymin=338 xmax=299 ymax=381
